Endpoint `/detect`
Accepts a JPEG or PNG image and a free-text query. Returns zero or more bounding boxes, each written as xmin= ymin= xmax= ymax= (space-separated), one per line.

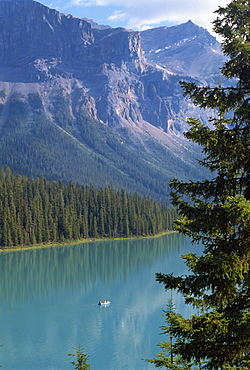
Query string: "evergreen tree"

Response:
xmin=68 ymin=346 xmax=90 ymax=370
xmin=148 ymin=0 xmax=250 ymax=369
xmin=121 ymin=189 xmax=130 ymax=237
xmin=144 ymin=300 xmax=194 ymax=370
xmin=0 ymin=168 xmax=175 ymax=248
xmin=104 ymin=186 xmax=113 ymax=237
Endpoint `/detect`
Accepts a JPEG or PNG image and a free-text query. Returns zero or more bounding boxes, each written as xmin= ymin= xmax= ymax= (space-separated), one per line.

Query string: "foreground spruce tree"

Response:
xmin=146 ymin=0 xmax=250 ymax=369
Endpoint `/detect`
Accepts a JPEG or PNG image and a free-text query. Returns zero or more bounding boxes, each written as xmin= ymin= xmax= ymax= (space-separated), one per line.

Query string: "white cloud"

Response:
xmin=69 ymin=0 xmax=230 ymax=35
xmin=108 ymin=10 xmax=128 ymax=22
xmin=70 ymin=0 xmax=115 ymax=6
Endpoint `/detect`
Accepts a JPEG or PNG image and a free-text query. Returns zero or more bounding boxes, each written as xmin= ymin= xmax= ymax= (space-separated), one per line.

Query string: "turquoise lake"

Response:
xmin=0 ymin=234 xmax=202 ymax=369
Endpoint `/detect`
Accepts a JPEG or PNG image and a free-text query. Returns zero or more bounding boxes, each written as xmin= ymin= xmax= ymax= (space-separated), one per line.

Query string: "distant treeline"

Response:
xmin=0 ymin=169 xmax=177 ymax=248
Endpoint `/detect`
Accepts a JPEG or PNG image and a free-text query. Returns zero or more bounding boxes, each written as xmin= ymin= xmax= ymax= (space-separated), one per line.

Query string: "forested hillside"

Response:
xmin=0 ymin=169 xmax=176 ymax=248
xmin=0 ymin=92 xmax=197 ymax=200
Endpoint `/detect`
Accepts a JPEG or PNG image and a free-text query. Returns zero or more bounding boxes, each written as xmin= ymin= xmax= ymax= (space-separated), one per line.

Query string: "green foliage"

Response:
xmin=144 ymin=300 xmax=195 ymax=369
xmin=147 ymin=0 xmax=250 ymax=369
xmin=52 ymin=90 xmax=75 ymax=129
xmin=68 ymin=346 xmax=90 ymax=370
xmin=0 ymin=89 xmax=6 ymax=99
xmin=0 ymin=168 xmax=176 ymax=248
xmin=0 ymin=103 xmax=4 ymax=116
xmin=28 ymin=93 xmax=43 ymax=110
xmin=0 ymin=88 xmax=206 ymax=200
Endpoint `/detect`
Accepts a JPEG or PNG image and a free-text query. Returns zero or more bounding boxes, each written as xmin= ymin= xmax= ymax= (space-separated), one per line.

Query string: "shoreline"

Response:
xmin=0 ymin=231 xmax=175 ymax=253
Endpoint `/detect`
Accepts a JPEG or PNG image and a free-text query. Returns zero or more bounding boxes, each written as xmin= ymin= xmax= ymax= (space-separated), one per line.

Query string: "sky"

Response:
xmin=40 ymin=0 xmax=230 ymax=38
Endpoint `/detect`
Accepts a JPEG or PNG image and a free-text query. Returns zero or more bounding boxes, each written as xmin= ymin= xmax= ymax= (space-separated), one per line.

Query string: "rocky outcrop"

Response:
xmin=0 ymin=0 xmax=145 ymax=77
xmin=0 ymin=1 xmax=91 ymax=65
xmin=0 ymin=0 xmax=225 ymax=190
xmin=140 ymin=21 xmax=225 ymax=82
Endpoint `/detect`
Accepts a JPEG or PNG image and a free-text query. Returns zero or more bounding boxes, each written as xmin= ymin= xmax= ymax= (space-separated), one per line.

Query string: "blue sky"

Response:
xmin=40 ymin=0 xmax=229 ymax=37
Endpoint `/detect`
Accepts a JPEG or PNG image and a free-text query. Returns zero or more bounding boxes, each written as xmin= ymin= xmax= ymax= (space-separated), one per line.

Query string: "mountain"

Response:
xmin=140 ymin=21 xmax=224 ymax=82
xmin=0 ymin=0 xmax=225 ymax=199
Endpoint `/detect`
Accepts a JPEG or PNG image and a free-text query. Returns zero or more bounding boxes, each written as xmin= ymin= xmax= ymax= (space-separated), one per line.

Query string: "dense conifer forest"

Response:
xmin=0 ymin=168 xmax=176 ymax=248
xmin=0 ymin=91 xmax=206 ymax=201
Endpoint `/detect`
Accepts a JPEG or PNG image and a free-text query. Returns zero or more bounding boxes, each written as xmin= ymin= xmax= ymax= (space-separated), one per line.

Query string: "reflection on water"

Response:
xmin=0 ymin=233 xmax=201 ymax=369
xmin=0 ymin=233 xmax=187 ymax=304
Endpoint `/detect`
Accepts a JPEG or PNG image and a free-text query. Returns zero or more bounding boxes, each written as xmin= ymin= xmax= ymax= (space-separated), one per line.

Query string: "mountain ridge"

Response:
xmin=0 ymin=0 xmax=224 ymax=199
xmin=140 ymin=20 xmax=223 ymax=81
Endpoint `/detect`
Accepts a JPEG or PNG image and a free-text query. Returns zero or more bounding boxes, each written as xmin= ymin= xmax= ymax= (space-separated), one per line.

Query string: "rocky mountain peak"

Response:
xmin=0 ymin=0 xmax=145 ymax=77
xmin=140 ymin=20 xmax=223 ymax=79
xmin=0 ymin=0 xmax=226 ymax=195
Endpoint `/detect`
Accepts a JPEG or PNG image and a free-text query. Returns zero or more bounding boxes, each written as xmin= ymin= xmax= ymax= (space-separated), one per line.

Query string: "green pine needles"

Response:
xmin=146 ymin=0 xmax=250 ymax=369
xmin=68 ymin=346 xmax=90 ymax=370
xmin=0 ymin=168 xmax=176 ymax=248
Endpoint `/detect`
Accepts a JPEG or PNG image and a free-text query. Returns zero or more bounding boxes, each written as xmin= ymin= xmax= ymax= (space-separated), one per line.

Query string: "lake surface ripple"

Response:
xmin=0 ymin=234 xmax=201 ymax=369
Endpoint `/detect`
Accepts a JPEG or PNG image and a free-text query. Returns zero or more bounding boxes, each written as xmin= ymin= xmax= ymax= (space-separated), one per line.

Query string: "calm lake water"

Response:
xmin=0 ymin=234 xmax=202 ymax=369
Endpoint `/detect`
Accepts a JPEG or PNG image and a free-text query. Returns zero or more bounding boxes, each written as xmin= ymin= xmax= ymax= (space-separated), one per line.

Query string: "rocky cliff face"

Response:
xmin=0 ymin=0 xmax=225 ymax=193
xmin=0 ymin=0 xmax=222 ymax=129
xmin=140 ymin=21 xmax=225 ymax=81
xmin=0 ymin=0 xmax=145 ymax=75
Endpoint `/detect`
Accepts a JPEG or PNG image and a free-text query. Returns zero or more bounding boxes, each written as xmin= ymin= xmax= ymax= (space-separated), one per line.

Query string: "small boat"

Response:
xmin=98 ymin=300 xmax=110 ymax=306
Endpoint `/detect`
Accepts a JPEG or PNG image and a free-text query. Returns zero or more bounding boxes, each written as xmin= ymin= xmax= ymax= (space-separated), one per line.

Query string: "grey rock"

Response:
xmin=0 ymin=0 xmax=226 ymax=187
xmin=140 ymin=20 xmax=225 ymax=82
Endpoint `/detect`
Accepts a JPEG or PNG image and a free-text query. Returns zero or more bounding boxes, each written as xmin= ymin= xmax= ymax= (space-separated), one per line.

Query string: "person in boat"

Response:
xmin=98 ymin=300 xmax=110 ymax=304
